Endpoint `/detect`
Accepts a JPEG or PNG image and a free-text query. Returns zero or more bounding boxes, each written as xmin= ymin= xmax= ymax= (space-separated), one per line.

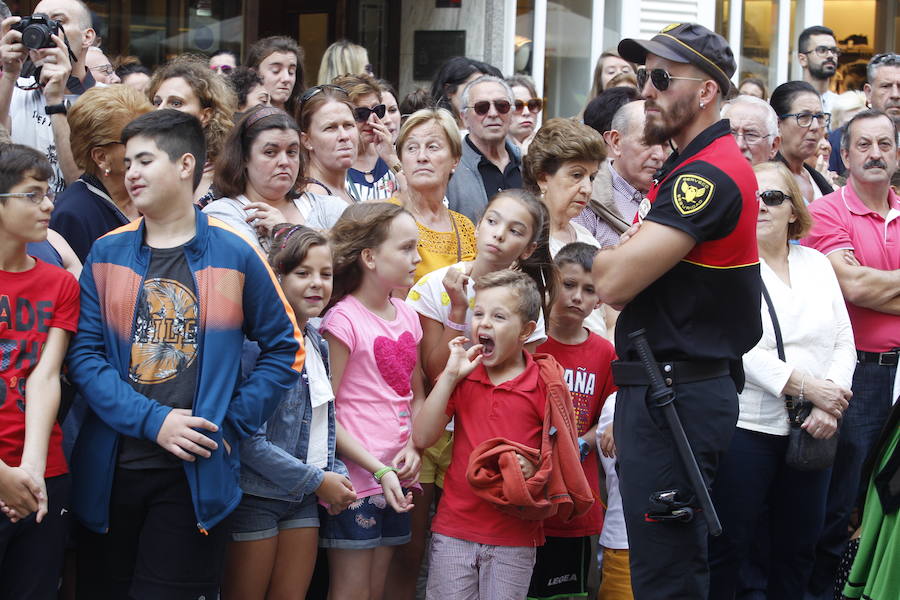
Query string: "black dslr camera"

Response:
xmin=12 ymin=13 xmax=61 ymax=50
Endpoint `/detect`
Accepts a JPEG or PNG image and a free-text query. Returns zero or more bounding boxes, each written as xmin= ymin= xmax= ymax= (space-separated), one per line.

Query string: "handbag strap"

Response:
xmin=760 ymin=281 xmax=800 ymax=424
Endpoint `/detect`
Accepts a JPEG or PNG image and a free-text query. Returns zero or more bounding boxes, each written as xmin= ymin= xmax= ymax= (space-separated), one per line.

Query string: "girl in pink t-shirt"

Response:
xmin=319 ymin=202 xmax=424 ymax=600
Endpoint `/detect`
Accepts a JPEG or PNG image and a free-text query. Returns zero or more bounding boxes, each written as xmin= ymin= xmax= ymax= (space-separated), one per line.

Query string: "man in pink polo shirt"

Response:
xmin=802 ymin=108 xmax=900 ymax=600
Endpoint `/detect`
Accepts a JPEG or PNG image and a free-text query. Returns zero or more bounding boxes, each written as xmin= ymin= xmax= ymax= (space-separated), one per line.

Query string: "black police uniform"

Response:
xmin=612 ymin=120 xmax=762 ymax=599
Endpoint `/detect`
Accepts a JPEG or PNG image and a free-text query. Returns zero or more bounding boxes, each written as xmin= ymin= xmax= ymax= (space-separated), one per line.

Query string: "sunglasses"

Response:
xmin=299 ymin=84 xmax=349 ymax=105
xmin=468 ymin=100 xmax=512 ymax=116
xmin=354 ymin=104 xmax=386 ymax=122
xmin=636 ymin=67 xmax=705 ymax=91
xmin=513 ymin=98 xmax=543 ymax=113
xmin=757 ymin=189 xmax=791 ymax=206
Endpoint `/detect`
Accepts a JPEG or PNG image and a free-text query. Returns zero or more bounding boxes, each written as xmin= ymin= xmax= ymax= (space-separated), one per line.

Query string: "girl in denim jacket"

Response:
xmin=223 ymin=225 xmax=357 ymax=599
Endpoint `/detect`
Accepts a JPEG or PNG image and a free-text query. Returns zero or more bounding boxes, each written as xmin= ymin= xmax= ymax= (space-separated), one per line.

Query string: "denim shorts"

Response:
xmin=230 ymin=493 xmax=319 ymax=541
xmin=318 ymin=492 xmax=411 ymax=549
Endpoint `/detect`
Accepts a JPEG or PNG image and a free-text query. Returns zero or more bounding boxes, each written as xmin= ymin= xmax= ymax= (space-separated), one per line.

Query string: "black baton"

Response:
xmin=628 ymin=329 xmax=723 ymax=536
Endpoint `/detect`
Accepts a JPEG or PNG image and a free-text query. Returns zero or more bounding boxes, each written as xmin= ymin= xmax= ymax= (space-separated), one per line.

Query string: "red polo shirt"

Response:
xmin=802 ymin=182 xmax=900 ymax=352
xmin=432 ymin=352 xmax=547 ymax=547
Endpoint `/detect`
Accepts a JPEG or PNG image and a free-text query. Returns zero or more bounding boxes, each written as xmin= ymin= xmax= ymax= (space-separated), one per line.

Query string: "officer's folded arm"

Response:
xmin=592 ymin=220 xmax=696 ymax=309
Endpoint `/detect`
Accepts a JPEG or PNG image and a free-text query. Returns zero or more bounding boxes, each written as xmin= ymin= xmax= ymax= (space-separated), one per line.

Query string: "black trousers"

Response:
xmin=0 ymin=474 xmax=70 ymax=600
xmin=614 ymin=376 xmax=738 ymax=600
xmin=76 ymin=466 xmax=231 ymax=600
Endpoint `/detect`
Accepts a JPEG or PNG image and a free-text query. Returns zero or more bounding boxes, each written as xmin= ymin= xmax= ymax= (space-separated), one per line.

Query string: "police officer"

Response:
xmin=592 ymin=24 xmax=762 ymax=599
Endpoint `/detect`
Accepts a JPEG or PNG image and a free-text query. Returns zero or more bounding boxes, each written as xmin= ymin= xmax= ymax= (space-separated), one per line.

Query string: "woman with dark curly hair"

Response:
xmin=147 ymin=55 xmax=237 ymax=204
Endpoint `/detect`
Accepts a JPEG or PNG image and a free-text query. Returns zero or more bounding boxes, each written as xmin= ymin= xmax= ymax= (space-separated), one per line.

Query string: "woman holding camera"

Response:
xmin=708 ymin=161 xmax=855 ymax=600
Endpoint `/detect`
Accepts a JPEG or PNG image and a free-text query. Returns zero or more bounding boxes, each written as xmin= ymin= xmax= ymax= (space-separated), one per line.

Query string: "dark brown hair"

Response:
xmin=523 ymin=118 xmax=606 ymax=194
xmin=328 ymin=202 xmax=408 ymax=306
xmin=268 ymin=223 xmax=330 ymax=275
xmin=214 ymin=106 xmax=302 ymax=200
xmin=330 ymin=73 xmax=382 ymax=105
xmin=246 ymin=36 xmax=306 ymax=114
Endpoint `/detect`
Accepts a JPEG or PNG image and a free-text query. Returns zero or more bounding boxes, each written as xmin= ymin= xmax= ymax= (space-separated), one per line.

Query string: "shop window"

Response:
xmin=545 ymin=0 xmax=593 ymax=118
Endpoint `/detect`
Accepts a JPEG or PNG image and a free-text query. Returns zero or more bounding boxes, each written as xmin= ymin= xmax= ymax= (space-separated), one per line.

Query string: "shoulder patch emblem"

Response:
xmin=672 ymin=174 xmax=714 ymax=216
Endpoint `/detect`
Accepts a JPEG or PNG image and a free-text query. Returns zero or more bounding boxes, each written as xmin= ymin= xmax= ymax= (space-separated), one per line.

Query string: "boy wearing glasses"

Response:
xmin=798 ymin=25 xmax=840 ymax=116
xmin=592 ymin=23 xmax=762 ymax=599
xmin=0 ymin=144 xmax=79 ymax=597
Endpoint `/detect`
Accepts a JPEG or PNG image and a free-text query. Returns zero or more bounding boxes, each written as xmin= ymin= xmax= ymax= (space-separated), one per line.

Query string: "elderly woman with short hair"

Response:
xmin=50 ymin=85 xmax=153 ymax=262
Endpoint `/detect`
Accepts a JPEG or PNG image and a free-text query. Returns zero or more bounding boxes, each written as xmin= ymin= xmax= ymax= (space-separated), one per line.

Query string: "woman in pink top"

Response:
xmin=319 ymin=202 xmax=424 ymax=600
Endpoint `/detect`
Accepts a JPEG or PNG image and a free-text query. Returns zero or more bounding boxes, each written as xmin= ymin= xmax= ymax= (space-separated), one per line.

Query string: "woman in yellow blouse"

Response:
xmin=389 ymin=108 xmax=476 ymax=280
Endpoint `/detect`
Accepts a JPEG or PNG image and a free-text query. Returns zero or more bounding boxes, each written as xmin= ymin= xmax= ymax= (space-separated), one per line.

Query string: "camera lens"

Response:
xmin=21 ymin=24 xmax=51 ymax=50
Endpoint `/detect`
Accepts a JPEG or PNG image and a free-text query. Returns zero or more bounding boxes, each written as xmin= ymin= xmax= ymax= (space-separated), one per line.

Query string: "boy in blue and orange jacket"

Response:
xmin=66 ymin=110 xmax=304 ymax=599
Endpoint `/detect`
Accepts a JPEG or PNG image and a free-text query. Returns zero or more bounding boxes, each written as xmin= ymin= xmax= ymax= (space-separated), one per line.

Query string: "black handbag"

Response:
xmin=761 ymin=282 xmax=839 ymax=471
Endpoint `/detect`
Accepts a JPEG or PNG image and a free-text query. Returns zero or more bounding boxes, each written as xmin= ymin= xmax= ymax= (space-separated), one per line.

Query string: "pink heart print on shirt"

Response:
xmin=373 ymin=331 xmax=417 ymax=396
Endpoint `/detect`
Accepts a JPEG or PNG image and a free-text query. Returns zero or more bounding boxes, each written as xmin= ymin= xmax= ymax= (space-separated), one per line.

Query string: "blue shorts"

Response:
xmin=230 ymin=493 xmax=319 ymax=541
xmin=318 ymin=492 xmax=411 ymax=549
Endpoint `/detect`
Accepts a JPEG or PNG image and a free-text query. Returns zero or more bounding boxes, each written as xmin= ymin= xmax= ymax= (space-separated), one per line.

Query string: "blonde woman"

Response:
xmin=318 ymin=40 xmax=370 ymax=85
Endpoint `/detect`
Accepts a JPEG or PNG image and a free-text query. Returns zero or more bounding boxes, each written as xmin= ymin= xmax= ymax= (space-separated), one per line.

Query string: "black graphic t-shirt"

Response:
xmin=118 ymin=245 xmax=200 ymax=469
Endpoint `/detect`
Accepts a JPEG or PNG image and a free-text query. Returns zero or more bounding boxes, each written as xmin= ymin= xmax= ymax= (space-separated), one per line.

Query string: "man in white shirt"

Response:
xmin=0 ymin=0 xmax=97 ymax=192
xmin=798 ymin=25 xmax=840 ymax=116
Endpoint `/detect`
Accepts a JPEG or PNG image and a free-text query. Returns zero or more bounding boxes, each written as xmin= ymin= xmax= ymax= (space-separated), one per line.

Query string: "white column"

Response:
xmin=532 ymin=0 xmax=547 ymax=99
xmin=727 ymin=0 xmax=744 ymax=83
xmin=696 ymin=0 xmax=717 ymax=31
xmin=502 ymin=0 xmax=517 ymax=75
xmin=775 ymin=0 xmax=791 ymax=87
xmin=792 ymin=0 xmax=826 ymax=80
xmin=590 ymin=0 xmax=605 ymax=80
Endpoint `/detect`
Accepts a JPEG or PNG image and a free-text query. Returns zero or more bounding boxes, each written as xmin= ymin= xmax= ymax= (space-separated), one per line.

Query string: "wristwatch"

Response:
xmin=578 ymin=437 xmax=591 ymax=461
xmin=44 ymin=103 xmax=67 ymax=115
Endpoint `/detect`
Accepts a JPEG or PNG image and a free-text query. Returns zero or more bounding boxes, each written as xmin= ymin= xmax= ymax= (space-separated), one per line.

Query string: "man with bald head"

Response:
xmin=722 ymin=94 xmax=781 ymax=165
xmin=0 ymin=0 xmax=98 ymax=191
xmin=575 ymin=99 xmax=666 ymax=246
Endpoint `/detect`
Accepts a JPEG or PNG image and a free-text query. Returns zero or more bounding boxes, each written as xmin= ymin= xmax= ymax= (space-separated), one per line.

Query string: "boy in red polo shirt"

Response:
xmin=528 ymin=242 xmax=617 ymax=600
xmin=414 ymin=270 xmax=547 ymax=599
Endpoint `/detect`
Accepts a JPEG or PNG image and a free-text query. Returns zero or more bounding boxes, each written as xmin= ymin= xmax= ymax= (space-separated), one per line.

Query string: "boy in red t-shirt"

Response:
xmin=529 ymin=242 xmax=617 ymax=600
xmin=0 ymin=144 xmax=80 ymax=597
xmin=414 ymin=270 xmax=548 ymax=599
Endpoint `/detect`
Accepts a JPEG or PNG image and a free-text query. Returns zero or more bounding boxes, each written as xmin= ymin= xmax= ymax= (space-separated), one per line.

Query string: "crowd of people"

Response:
xmin=0 ymin=1 xmax=898 ymax=599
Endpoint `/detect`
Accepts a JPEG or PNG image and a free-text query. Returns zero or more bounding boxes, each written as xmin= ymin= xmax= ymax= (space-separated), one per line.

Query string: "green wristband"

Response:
xmin=373 ymin=466 xmax=397 ymax=482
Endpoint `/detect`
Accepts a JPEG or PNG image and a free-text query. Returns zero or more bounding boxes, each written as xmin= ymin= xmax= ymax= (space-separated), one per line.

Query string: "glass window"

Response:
xmin=824 ymin=0 xmax=878 ymax=92
xmin=739 ymin=0 xmax=778 ymax=92
xmin=514 ymin=0 xmax=536 ymax=75
xmin=544 ymin=0 xmax=593 ymax=118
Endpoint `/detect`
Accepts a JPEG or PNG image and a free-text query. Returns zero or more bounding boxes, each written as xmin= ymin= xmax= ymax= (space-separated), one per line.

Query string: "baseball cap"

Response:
xmin=618 ymin=23 xmax=735 ymax=96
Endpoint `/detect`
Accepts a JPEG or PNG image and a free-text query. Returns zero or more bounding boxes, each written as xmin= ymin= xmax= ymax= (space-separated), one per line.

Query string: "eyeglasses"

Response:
xmin=730 ymin=129 xmax=771 ymax=145
xmin=467 ymin=100 xmax=512 ymax=116
xmin=756 ymin=189 xmax=791 ymax=206
xmin=779 ymin=112 xmax=831 ymax=129
xmin=802 ymin=46 xmax=842 ymax=58
xmin=210 ymin=65 xmax=234 ymax=74
xmin=90 ymin=63 xmax=115 ymax=76
xmin=299 ymin=84 xmax=349 ymax=105
xmin=513 ymin=98 xmax=543 ymax=113
xmin=636 ymin=67 xmax=706 ymax=92
xmin=0 ymin=190 xmax=56 ymax=204
xmin=353 ymin=104 xmax=386 ymax=122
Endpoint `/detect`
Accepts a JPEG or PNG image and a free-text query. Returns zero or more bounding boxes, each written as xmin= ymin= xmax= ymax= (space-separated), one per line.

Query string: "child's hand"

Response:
xmin=442 ymin=265 xmax=471 ymax=312
xmin=156 ymin=408 xmax=219 ymax=461
xmin=0 ymin=464 xmax=43 ymax=522
xmin=316 ymin=471 xmax=357 ymax=510
xmin=599 ymin=424 xmax=616 ymax=458
xmin=379 ymin=470 xmax=414 ymax=513
xmin=443 ymin=337 xmax=483 ymax=381
xmin=516 ymin=453 xmax=537 ymax=479
xmin=392 ymin=443 xmax=421 ymax=481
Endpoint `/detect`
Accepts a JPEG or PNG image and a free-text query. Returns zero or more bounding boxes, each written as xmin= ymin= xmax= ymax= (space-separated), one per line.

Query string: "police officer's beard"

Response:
xmin=643 ymin=93 xmax=698 ymax=147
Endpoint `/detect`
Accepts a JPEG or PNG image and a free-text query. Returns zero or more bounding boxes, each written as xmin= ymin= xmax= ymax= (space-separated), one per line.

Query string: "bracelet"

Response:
xmin=799 ymin=375 xmax=806 ymax=402
xmin=446 ymin=319 xmax=466 ymax=331
xmin=373 ymin=466 xmax=397 ymax=482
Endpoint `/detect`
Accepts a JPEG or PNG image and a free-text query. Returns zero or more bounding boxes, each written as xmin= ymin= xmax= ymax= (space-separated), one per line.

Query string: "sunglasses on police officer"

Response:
xmin=757 ymin=190 xmax=791 ymax=206
xmin=354 ymin=104 xmax=387 ymax=122
xmin=636 ymin=67 xmax=705 ymax=92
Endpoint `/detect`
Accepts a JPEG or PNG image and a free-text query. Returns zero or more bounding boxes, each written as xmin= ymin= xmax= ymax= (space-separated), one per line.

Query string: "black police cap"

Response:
xmin=618 ymin=23 xmax=736 ymax=97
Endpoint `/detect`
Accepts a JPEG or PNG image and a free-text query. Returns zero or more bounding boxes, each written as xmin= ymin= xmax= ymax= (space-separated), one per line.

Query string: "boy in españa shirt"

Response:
xmin=0 ymin=144 xmax=79 ymax=598
xmin=414 ymin=270 xmax=549 ymax=599
xmin=66 ymin=110 xmax=304 ymax=600
xmin=528 ymin=242 xmax=617 ymax=600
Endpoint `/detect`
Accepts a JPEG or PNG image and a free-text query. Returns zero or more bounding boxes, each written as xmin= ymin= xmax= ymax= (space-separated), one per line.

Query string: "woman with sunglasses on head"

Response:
xmin=332 ymin=74 xmax=403 ymax=202
xmin=209 ymin=49 xmax=238 ymax=74
xmin=298 ymin=84 xmax=360 ymax=207
xmin=708 ymin=161 xmax=854 ymax=600
xmin=246 ymin=36 xmax=305 ymax=116
xmin=770 ymin=81 xmax=834 ymax=203
xmin=203 ymin=105 xmax=347 ymax=251
xmin=506 ymin=74 xmax=542 ymax=154
xmin=147 ymin=54 xmax=237 ymax=205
